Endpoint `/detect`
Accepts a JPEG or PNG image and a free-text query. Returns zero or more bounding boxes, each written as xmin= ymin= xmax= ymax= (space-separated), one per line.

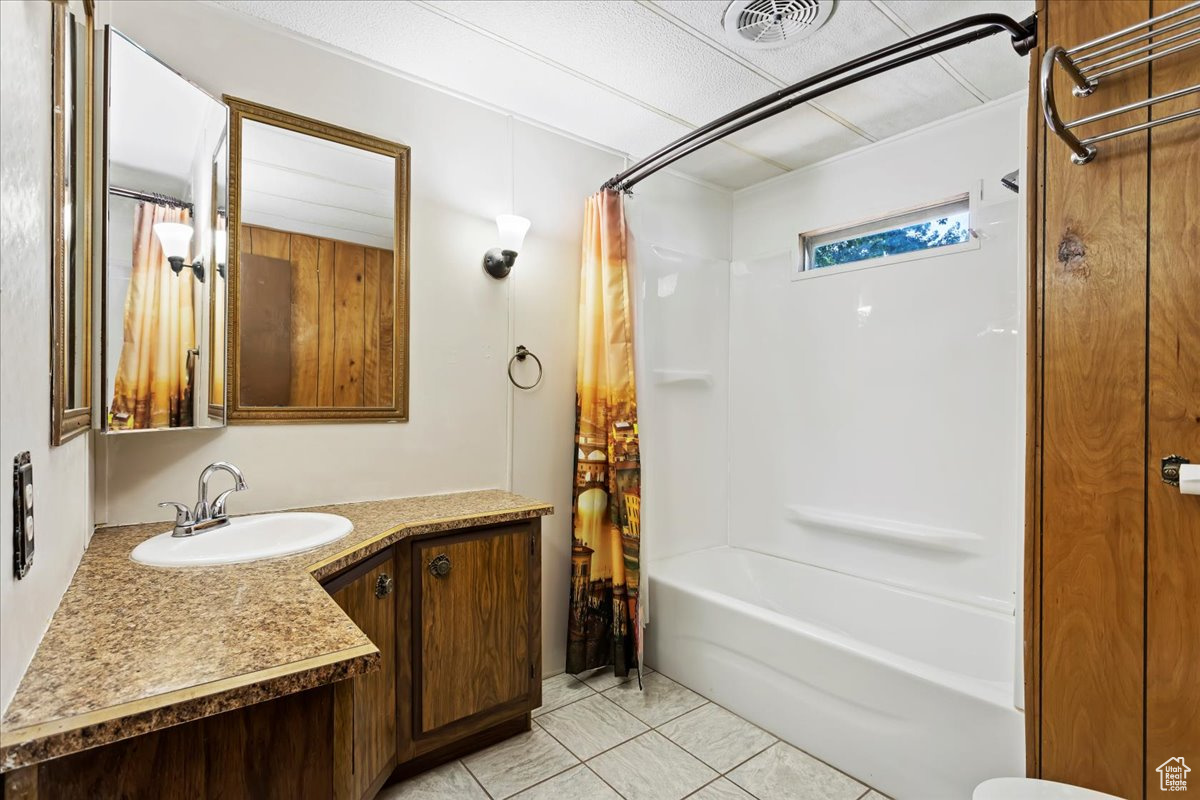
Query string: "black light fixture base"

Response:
xmin=167 ymin=255 xmax=206 ymax=282
xmin=483 ymin=248 xmax=517 ymax=279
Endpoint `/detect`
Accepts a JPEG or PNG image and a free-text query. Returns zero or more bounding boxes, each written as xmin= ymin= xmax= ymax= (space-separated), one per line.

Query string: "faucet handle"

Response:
xmin=158 ymin=501 xmax=194 ymax=525
xmin=210 ymin=488 xmax=240 ymax=520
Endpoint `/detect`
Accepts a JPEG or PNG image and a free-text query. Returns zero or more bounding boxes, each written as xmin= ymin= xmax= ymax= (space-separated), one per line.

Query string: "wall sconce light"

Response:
xmin=483 ymin=214 xmax=531 ymax=279
xmin=153 ymin=222 xmax=205 ymax=282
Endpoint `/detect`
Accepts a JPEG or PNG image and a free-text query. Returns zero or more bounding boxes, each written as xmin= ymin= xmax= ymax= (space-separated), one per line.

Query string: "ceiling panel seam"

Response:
xmin=208 ymin=2 xmax=632 ymax=161
xmin=409 ymin=0 xmax=793 ymax=175
xmin=213 ymin=2 xmax=733 ymax=194
xmin=870 ymin=0 xmax=990 ymax=102
xmin=638 ymin=0 xmax=878 ymax=143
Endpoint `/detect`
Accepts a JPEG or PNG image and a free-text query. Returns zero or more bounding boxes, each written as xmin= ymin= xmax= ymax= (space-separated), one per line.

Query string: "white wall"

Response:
xmin=93 ymin=0 xmax=636 ymax=678
xmin=627 ymin=175 xmax=732 ymax=567
xmin=728 ymin=96 xmax=1026 ymax=617
xmin=0 ymin=0 xmax=94 ymax=713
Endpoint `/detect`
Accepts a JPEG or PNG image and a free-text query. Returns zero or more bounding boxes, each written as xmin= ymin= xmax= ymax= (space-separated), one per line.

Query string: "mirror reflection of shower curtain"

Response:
xmin=110 ymin=202 xmax=195 ymax=429
xmin=567 ymin=189 xmax=642 ymax=678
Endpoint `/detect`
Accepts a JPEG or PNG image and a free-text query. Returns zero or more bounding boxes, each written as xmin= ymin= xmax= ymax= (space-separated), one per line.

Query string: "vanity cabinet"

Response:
xmin=412 ymin=522 xmax=540 ymax=738
xmin=390 ymin=519 xmax=543 ymax=777
xmin=325 ymin=549 xmax=398 ymax=800
xmin=324 ymin=517 xmax=543 ymax=790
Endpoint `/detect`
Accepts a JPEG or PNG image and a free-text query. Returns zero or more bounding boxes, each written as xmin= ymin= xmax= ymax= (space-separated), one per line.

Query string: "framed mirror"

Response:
xmin=100 ymin=29 xmax=228 ymax=432
xmin=225 ymin=97 xmax=410 ymax=423
xmin=209 ymin=134 xmax=229 ymax=421
xmin=50 ymin=0 xmax=95 ymax=445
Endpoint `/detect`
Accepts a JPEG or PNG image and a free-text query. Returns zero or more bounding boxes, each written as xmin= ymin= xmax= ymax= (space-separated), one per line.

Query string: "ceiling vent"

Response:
xmin=722 ymin=0 xmax=834 ymax=50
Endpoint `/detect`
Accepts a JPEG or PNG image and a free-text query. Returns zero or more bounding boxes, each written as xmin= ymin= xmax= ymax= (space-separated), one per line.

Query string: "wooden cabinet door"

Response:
xmin=413 ymin=523 xmax=536 ymax=736
xmin=327 ymin=549 xmax=398 ymax=800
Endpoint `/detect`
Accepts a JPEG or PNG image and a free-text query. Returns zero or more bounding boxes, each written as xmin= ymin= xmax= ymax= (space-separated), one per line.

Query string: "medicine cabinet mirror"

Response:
xmin=225 ymin=97 xmax=410 ymax=422
xmin=100 ymin=28 xmax=229 ymax=432
xmin=50 ymin=0 xmax=95 ymax=445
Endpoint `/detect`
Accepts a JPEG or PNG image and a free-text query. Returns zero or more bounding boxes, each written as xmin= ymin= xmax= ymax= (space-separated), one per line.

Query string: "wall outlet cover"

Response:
xmin=13 ymin=451 xmax=34 ymax=578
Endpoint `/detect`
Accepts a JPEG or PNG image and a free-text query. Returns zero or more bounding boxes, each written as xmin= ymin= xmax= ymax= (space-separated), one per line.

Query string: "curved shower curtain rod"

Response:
xmin=601 ymin=12 xmax=1038 ymax=193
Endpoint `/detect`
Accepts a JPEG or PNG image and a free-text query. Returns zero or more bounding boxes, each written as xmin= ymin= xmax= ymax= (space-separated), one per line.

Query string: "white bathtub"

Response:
xmin=645 ymin=546 xmax=1024 ymax=800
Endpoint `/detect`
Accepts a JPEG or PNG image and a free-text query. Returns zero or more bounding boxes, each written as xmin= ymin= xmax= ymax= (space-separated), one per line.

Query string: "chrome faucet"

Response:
xmin=159 ymin=461 xmax=249 ymax=537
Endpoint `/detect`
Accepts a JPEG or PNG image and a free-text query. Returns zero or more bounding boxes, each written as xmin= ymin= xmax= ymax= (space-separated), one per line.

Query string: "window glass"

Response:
xmin=802 ymin=195 xmax=971 ymax=272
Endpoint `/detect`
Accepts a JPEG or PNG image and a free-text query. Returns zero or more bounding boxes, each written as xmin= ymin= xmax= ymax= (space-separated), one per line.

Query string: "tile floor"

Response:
xmin=380 ymin=668 xmax=887 ymax=800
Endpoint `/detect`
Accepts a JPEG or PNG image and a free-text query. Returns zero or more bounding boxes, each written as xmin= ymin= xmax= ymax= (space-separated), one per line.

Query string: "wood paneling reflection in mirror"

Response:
xmin=225 ymin=97 xmax=409 ymax=423
xmin=239 ymin=226 xmax=395 ymax=408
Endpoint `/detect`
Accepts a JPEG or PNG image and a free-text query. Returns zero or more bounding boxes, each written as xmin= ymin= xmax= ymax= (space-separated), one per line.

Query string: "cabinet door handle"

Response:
xmin=375 ymin=573 xmax=394 ymax=598
xmin=428 ymin=554 xmax=452 ymax=578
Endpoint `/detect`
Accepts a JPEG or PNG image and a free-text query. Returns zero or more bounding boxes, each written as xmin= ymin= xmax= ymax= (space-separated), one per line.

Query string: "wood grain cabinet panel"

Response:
xmin=13 ymin=685 xmax=336 ymax=800
xmin=414 ymin=524 xmax=536 ymax=735
xmin=1146 ymin=0 xmax=1200 ymax=792
xmin=326 ymin=548 xmax=399 ymax=800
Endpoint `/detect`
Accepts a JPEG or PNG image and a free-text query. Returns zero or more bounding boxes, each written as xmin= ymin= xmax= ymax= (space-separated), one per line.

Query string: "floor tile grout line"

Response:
xmin=531 ymin=682 xmax=596 ymax=719
xmin=583 ymin=761 xmax=633 ymax=800
xmin=539 ymin=671 xmax=882 ymax=799
xmin=460 ymin=756 xmax=500 ymax=800
xmin=724 ymin=773 xmax=769 ymax=800
xmin=663 ymin=689 xmax=875 ymax=796
xmin=715 ymin=740 xmax=777 ymax=778
xmin=649 ymin=699 xmax=778 ymax=775
xmin=569 ymin=723 xmax=653 ymax=764
xmin=495 ymin=758 xmax=583 ymax=800
xmin=584 ymin=729 xmax=712 ymax=800
xmin=681 ymin=774 xmax=725 ymax=799
xmin=536 ymin=706 xmax=652 ymax=761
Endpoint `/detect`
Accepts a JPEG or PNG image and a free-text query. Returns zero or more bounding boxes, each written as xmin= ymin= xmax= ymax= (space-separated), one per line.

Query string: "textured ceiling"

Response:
xmin=215 ymin=0 xmax=1035 ymax=190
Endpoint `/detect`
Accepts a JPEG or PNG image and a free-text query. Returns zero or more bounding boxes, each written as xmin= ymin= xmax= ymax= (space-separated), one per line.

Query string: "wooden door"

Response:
xmin=413 ymin=523 xmax=536 ymax=736
xmin=1028 ymin=1 xmax=1200 ymax=796
xmin=1038 ymin=2 xmax=1149 ymax=795
xmin=327 ymin=549 xmax=398 ymax=800
xmin=1146 ymin=0 xmax=1200 ymax=793
xmin=238 ymin=250 xmax=292 ymax=406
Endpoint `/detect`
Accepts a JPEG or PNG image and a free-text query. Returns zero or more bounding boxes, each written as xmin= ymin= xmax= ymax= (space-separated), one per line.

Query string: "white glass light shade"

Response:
xmin=153 ymin=222 xmax=194 ymax=261
xmin=214 ymin=229 xmax=228 ymax=267
xmin=496 ymin=215 xmax=530 ymax=253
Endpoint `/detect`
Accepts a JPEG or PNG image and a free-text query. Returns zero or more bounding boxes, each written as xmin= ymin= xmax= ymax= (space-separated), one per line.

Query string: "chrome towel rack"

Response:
xmin=1041 ymin=1 xmax=1200 ymax=164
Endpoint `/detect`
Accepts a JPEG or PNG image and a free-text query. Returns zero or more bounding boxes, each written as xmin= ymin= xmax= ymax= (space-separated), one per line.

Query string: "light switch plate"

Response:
xmin=13 ymin=451 xmax=34 ymax=578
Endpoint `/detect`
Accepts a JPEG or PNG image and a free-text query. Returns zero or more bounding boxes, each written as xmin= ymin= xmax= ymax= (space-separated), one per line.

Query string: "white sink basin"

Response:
xmin=131 ymin=512 xmax=353 ymax=567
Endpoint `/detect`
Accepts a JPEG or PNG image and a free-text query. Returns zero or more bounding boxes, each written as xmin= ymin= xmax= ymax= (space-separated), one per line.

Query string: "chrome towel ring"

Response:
xmin=508 ymin=345 xmax=543 ymax=390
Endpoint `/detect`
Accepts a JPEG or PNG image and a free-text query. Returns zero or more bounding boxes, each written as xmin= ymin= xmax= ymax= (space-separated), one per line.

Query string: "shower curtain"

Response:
xmin=567 ymin=189 xmax=642 ymax=678
xmin=110 ymin=202 xmax=196 ymax=429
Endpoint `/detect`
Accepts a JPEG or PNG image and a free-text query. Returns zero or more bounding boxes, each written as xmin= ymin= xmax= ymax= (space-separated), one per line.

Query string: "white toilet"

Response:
xmin=974 ymin=778 xmax=1124 ymax=799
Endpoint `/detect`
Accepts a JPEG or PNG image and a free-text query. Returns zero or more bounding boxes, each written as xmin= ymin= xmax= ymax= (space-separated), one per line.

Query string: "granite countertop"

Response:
xmin=0 ymin=490 xmax=552 ymax=772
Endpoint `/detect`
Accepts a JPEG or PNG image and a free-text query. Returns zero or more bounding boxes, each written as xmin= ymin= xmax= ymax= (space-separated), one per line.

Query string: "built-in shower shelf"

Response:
xmin=653 ymin=369 xmax=712 ymax=387
xmin=785 ymin=505 xmax=984 ymax=555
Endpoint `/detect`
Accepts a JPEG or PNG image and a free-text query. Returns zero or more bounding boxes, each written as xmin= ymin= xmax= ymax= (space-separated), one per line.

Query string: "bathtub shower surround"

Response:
xmin=639 ymin=97 xmax=1028 ymax=800
xmin=647 ymin=547 xmax=1022 ymax=800
xmin=567 ymin=190 xmax=643 ymax=678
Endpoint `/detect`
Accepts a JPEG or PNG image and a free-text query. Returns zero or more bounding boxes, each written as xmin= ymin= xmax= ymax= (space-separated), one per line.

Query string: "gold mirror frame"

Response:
xmin=224 ymin=97 xmax=410 ymax=423
xmin=50 ymin=0 xmax=95 ymax=445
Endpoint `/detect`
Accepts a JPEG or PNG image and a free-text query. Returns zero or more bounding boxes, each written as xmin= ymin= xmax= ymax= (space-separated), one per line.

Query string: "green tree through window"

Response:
xmin=812 ymin=212 xmax=970 ymax=268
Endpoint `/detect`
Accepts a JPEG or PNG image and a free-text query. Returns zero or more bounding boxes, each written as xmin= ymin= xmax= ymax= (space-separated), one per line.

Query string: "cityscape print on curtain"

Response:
xmin=567 ymin=189 xmax=642 ymax=679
